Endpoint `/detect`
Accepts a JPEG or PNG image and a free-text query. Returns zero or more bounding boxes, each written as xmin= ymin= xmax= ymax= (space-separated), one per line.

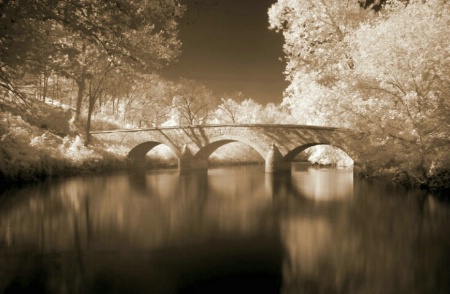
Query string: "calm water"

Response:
xmin=0 ymin=164 xmax=449 ymax=294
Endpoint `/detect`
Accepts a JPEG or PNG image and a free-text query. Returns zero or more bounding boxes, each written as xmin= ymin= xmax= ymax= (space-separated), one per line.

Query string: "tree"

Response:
xmin=141 ymin=78 xmax=176 ymax=127
xmin=279 ymin=73 xmax=347 ymax=126
xmin=268 ymin=0 xmax=373 ymax=128
xmin=85 ymin=58 xmax=116 ymax=144
xmin=0 ymin=0 xmax=184 ymax=117
xmin=267 ymin=0 xmax=385 ymax=168
xmin=116 ymin=74 xmax=173 ymax=127
xmin=268 ymin=0 xmax=369 ymax=82
xmin=214 ymin=97 xmax=261 ymax=124
xmin=169 ymin=79 xmax=217 ymax=125
xmin=214 ymin=92 xmax=246 ymax=124
xmin=260 ymin=103 xmax=291 ymax=124
xmin=342 ymin=0 xmax=450 ymax=184
xmin=271 ymin=0 xmax=450 ymax=184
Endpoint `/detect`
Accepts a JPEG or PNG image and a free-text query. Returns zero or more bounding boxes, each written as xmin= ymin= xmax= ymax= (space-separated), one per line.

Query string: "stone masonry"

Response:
xmin=90 ymin=124 xmax=357 ymax=172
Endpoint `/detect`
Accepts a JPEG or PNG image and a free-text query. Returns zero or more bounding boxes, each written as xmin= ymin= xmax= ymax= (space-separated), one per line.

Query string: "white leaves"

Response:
xmin=269 ymin=0 xmax=364 ymax=70
xmin=59 ymin=135 xmax=97 ymax=162
xmin=349 ymin=0 xmax=450 ymax=86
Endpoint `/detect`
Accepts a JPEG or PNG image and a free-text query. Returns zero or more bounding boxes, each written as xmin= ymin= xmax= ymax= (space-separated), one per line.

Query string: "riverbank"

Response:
xmin=353 ymin=163 xmax=450 ymax=194
xmin=0 ymin=101 xmax=122 ymax=192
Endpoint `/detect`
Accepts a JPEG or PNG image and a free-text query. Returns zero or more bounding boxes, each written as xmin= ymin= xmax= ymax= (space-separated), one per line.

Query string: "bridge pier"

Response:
xmin=178 ymin=144 xmax=209 ymax=172
xmin=178 ymin=159 xmax=209 ymax=171
xmin=265 ymin=144 xmax=291 ymax=173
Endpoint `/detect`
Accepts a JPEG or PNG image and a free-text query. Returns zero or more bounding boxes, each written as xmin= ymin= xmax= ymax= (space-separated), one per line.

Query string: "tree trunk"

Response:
xmin=54 ymin=75 xmax=59 ymax=102
xmin=75 ymin=73 xmax=86 ymax=122
xmin=74 ymin=44 xmax=87 ymax=122
xmin=85 ymin=96 xmax=94 ymax=145
xmin=42 ymin=71 xmax=49 ymax=102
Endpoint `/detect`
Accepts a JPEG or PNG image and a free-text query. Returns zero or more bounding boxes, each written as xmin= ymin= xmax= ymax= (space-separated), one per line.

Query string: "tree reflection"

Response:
xmin=291 ymin=164 xmax=354 ymax=201
xmin=279 ymin=174 xmax=450 ymax=294
xmin=0 ymin=167 xmax=449 ymax=293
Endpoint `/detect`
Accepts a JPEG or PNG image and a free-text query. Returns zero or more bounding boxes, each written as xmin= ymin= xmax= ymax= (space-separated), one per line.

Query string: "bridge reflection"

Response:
xmin=0 ymin=165 xmax=354 ymax=253
xmin=2 ymin=166 xmax=446 ymax=293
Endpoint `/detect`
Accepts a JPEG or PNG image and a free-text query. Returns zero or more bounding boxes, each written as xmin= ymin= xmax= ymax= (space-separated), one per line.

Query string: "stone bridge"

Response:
xmin=90 ymin=124 xmax=358 ymax=172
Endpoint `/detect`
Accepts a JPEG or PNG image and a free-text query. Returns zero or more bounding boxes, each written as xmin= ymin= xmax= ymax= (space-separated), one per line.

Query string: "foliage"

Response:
xmin=166 ymin=78 xmax=217 ymax=125
xmin=0 ymin=0 xmax=184 ymax=74
xmin=307 ymin=145 xmax=354 ymax=166
xmin=214 ymin=96 xmax=290 ymax=124
xmin=268 ymin=0 xmax=369 ymax=81
xmin=213 ymin=98 xmax=262 ymax=124
xmin=343 ymin=0 xmax=450 ymax=185
xmin=0 ymin=0 xmax=185 ymax=133
xmin=0 ymin=108 xmax=126 ymax=188
xmin=279 ymin=73 xmax=346 ymax=126
xmin=270 ymin=0 xmax=450 ymax=187
xmin=268 ymin=0 xmax=373 ymax=128
xmin=267 ymin=0 xmax=368 ymax=167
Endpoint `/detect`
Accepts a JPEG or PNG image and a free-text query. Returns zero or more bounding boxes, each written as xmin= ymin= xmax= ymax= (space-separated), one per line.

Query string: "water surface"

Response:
xmin=0 ymin=164 xmax=449 ymax=293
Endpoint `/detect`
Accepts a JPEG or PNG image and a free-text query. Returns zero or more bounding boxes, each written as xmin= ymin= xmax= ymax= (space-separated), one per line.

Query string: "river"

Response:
xmin=0 ymin=164 xmax=449 ymax=293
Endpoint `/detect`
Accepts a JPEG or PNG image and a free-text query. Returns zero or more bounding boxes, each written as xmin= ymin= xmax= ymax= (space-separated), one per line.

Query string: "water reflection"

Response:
xmin=0 ymin=164 xmax=449 ymax=293
xmin=292 ymin=164 xmax=353 ymax=201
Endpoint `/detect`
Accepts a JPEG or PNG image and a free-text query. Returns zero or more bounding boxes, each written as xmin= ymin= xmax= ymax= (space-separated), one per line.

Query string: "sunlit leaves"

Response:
xmin=267 ymin=0 xmax=373 ymax=127
xmin=271 ymin=0 xmax=450 ymax=183
xmin=346 ymin=0 xmax=450 ymax=133
xmin=280 ymin=71 xmax=344 ymax=126
xmin=213 ymin=96 xmax=290 ymax=124
xmin=342 ymin=0 xmax=450 ymax=180
xmin=269 ymin=0 xmax=369 ymax=77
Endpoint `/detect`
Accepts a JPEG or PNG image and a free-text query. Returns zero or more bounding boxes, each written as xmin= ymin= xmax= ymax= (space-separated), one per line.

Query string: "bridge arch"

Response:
xmin=194 ymin=140 xmax=236 ymax=160
xmin=283 ymin=143 xmax=354 ymax=164
xmin=194 ymin=136 xmax=267 ymax=161
xmin=128 ymin=141 xmax=179 ymax=160
xmin=283 ymin=143 xmax=328 ymax=161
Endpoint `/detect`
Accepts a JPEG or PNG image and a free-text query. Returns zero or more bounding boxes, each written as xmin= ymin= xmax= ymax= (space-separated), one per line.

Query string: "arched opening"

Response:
xmin=283 ymin=143 xmax=326 ymax=162
xmin=195 ymin=140 xmax=265 ymax=167
xmin=284 ymin=143 xmax=353 ymax=167
xmin=128 ymin=141 xmax=178 ymax=168
xmin=128 ymin=141 xmax=161 ymax=159
xmin=286 ymin=144 xmax=354 ymax=201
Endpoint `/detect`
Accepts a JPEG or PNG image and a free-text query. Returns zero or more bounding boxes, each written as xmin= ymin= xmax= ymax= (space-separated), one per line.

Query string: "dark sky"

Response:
xmin=162 ymin=0 xmax=288 ymax=105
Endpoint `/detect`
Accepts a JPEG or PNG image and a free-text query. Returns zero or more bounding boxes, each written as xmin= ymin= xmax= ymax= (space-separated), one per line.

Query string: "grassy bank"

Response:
xmin=0 ymin=101 xmax=128 ymax=192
